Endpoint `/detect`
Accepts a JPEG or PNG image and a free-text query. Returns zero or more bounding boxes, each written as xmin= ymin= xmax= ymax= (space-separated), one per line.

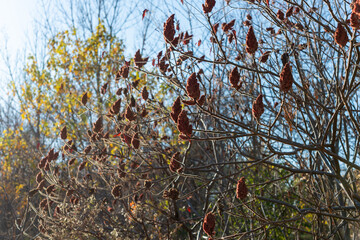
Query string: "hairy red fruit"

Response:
xmin=334 ymin=23 xmax=348 ymax=48
xmin=246 ymin=26 xmax=258 ymax=55
xmin=164 ymin=14 xmax=175 ymax=43
xmin=229 ymin=67 xmax=241 ymax=89
xmin=93 ymin=117 xmax=103 ymax=133
xmin=202 ymin=0 xmax=216 ymax=14
xmin=134 ymin=50 xmax=149 ymax=68
xmin=170 ymin=97 xmax=182 ymax=123
xmin=279 ymin=63 xmax=294 ymax=92
xmin=213 ymin=23 xmax=219 ymax=34
xmin=169 ymin=152 xmax=183 ymax=173
xmin=186 ymin=73 xmax=201 ymax=100
xmin=109 ymin=99 xmax=121 ymax=115
xmin=236 ymin=177 xmax=248 ymax=200
xmin=198 ymin=95 xmax=206 ymax=106
xmin=203 ymin=212 xmax=216 ymax=236
xmin=177 ymin=110 xmax=192 ymax=137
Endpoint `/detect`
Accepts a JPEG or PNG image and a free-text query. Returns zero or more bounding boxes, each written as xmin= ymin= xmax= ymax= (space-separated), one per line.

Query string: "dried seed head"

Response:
xmin=78 ymin=161 xmax=87 ymax=171
xmin=252 ymin=94 xmax=265 ymax=120
xmin=202 ymin=0 xmax=216 ymax=14
xmin=121 ymin=133 xmax=132 ymax=147
xmin=144 ymin=180 xmax=152 ymax=189
xmin=186 ymin=73 xmax=201 ymax=100
xmin=112 ymin=184 xmax=122 ymax=198
xmin=134 ymin=50 xmax=149 ymax=68
xmin=183 ymin=31 xmax=193 ymax=45
xmin=169 ymin=152 xmax=183 ymax=173
xmin=125 ymin=106 xmax=136 ymax=121
xmin=277 ymin=10 xmax=285 ymax=20
xmin=229 ymin=67 xmax=240 ymax=89
xmin=110 ymin=99 xmax=121 ymax=115
xmin=222 ymin=19 xmax=235 ymax=33
xmin=141 ymin=87 xmax=149 ymax=101
xmin=84 ymin=145 xmax=92 ymax=154
xmin=279 ymin=63 xmax=294 ymax=92
xmin=198 ymin=95 xmax=206 ymax=106
xmin=119 ymin=63 xmax=129 ymax=79
xmin=60 ymin=126 xmax=67 ymax=140
xmin=132 ymin=133 xmax=140 ymax=149
xmin=36 ymin=172 xmax=42 ymax=184
xmin=163 ymin=187 xmax=179 ymax=199
xmin=170 ymin=97 xmax=182 ymax=123
xmin=259 ymin=51 xmax=271 ymax=63
xmin=68 ymin=158 xmax=76 ymax=166
xmin=203 ymin=212 xmax=216 ymax=236
xmin=164 ymin=14 xmax=176 ymax=43
xmin=81 ymin=92 xmax=88 ymax=105
xmin=101 ymin=82 xmax=108 ymax=95
xmin=213 ymin=23 xmax=219 ymax=34
xmin=93 ymin=117 xmax=103 ymax=133
xmin=351 ymin=12 xmax=360 ymax=29
xmin=236 ymin=177 xmax=248 ymax=200
xmin=334 ymin=23 xmax=348 ymax=48
xmin=246 ymin=26 xmax=258 ymax=55
xmin=177 ymin=110 xmax=192 ymax=137
xmin=286 ymin=6 xmax=294 ymax=18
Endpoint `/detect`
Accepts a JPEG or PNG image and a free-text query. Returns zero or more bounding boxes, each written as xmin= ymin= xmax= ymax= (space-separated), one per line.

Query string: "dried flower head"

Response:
xmin=246 ymin=26 xmax=258 ymax=55
xmin=177 ymin=110 xmax=192 ymax=137
xmin=119 ymin=62 xmax=130 ymax=79
xmin=144 ymin=180 xmax=152 ymax=189
xmin=134 ymin=50 xmax=149 ymax=68
xmin=236 ymin=177 xmax=248 ymax=200
xmin=101 ymin=82 xmax=108 ymax=94
xmin=229 ymin=67 xmax=241 ymax=89
xmin=186 ymin=73 xmax=201 ymax=100
xmin=164 ymin=14 xmax=175 ymax=43
xmin=169 ymin=152 xmax=183 ymax=172
xmin=170 ymin=97 xmax=182 ymax=123
xmin=81 ymin=92 xmax=88 ymax=105
xmin=60 ymin=126 xmax=67 ymax=140
xmin=68 ymin=158 xmax=76 ymax=166
xmin=334 ymin=23 xmax=348 ymax=48
xmin=78 ymin=161 xmax=87 ymax=171
xmin=213 ymin=23 xmax=219 ymax=34
xmin=279 ymin=63 xmax=294 ymax=92
xmin=110 ymin=99 xmax=121 ymax=115
xmin=203 ymin=212 xmax=216 ymax=236
xmin=202 ymin=0 xmax=216 ymax=14
xmin=252 ymin=94 xmax=264 ymax=120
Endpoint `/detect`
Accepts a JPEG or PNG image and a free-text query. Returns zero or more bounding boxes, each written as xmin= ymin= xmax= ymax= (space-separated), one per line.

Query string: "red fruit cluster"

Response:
xmin=334 ymin=23 xmax=348 ymax=48
xmin=252 ymin=94 xmax=264 ymax=120
xmin=229 ymin=67 xmax=241 ymax=90
xmin=118 ymin=63 xmax=129 ymax=79
xmin=222 ymin=19 xmax=235 ymax=33
xmin=279 ymin=63 xmax=294 ymax=92
xmin=125 ymin=106 xmax=136 ymax=121
xmin=203 ymin=212 xmax=216 ymax=236
xmin=236 ymin=177 xmax=248 ymax=200
xmin=141 ymin=87 xmax=149 ymax=101
xmin=246 ymin=26 xmax=258 ymax=55
xmin=202 ymin=0 xmax=216 ymax=14
xmin=170 ymin=97 xmax=182 ymax=123
xmin=60 ymin=126 xmax=67 ymax=140
xmin=163 ymin=14 xmax=175 ymax=43
xmin=132 ymin=133 xmax=140 ymax=149
xmin=177 ymin=110 xmax=192 ymax=138
xmin=186 ymin=73 xmax=201 ymax=100
xmin=259 ymin=51 xmax=271 ymax=63
xmin=134 ymin=50 xmax=149 ymax=68
xmin=351 ymin=0 xmax=360 ymax=29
